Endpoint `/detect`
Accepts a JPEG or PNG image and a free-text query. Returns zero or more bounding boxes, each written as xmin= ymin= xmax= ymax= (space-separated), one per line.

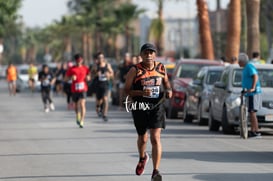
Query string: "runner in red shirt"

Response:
xmin=65 ymin=54 xmax=90 ymax=128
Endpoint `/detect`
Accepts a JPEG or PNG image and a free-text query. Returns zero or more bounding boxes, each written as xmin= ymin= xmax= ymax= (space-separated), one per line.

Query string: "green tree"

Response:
xmin=114 ymin=3 xmax=145 ymax=54
xmin=0 ymin=0 xmax=22 ymax=64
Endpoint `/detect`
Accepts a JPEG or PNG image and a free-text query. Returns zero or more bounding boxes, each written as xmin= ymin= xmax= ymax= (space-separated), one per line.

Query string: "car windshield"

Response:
xmin=19 ymin=69 xmax=28 ymax=75
xmin=259 ymin=69 xmax=273 ymax=87
xmin=178 ymin=64 xmax=208 ymax=78
xmin=206 ymin=70 xmax=222 ymax=85
xmin=232 ymin=69 xmax=242 ymax=87
xmin=232 ymin=69 xmax=273 ymax=88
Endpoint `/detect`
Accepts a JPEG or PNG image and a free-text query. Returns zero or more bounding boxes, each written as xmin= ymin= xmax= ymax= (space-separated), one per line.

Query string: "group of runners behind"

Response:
xmin=5 ymin=43 xmax=173 ymax=181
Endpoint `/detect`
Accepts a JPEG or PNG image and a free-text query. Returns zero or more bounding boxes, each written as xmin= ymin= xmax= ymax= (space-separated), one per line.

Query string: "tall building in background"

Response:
xmin=164 ymin=17 xmax=199 ymax=59
xmin=138 ymin=15 xmax=199 ymax=59
xmin=209 ymin=5 xmax=228 ymax=59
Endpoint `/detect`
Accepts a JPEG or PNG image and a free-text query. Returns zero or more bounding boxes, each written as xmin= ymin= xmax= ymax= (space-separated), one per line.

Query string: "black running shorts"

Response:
xmin=95 ymin=82 xmax=109 ymax=100
xmin=132 ymin=104 xmax=165 ymax=135
xmin=72 ymin=92 xmax=87 ymax=102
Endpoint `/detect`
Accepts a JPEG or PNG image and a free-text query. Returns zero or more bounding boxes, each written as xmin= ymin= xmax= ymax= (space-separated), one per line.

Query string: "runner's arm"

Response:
xmin=163 ymin=69 xmax=172 ymax=99
xmin=107 ymin=63 xmax=114 ymax=79
xmin=124 ymin=67 xmax=151 ymax=97
xmin=86 ymin=68 xmax=91 ymax=82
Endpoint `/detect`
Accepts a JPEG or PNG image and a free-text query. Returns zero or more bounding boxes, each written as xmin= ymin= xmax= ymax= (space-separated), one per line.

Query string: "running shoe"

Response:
xmin=249 ymin=131 xmax=262 ymax=138
xmin=44 ymin=107 xmax=50 ymax=113
xmin=49 ymin=103 xmax=55 ymax=111
xmin=135 ymin=152 xmax=149 ymax=176
xmin=151 ymin=169 xmax=162 ymax=181
xmin=102 ymin=115 xmax=108 ymax=122
xmin=76 ymin=113 xmax=81 ymax=126
xmin=79 ymin=121 xmax=84 ymax=128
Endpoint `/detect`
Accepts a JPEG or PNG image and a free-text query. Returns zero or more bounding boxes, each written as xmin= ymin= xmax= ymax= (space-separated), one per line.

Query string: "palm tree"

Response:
xmin=0 ymin=0 xmax=22 ymax=64
xmin=149 ymin=0 xmax=164 ymax=56
xmin=196 ymin=0 xmax=215 ymax=60
xmin=225 ymin=0 xmax=241 ymax=63
xmin=114 ymin=3 xmax=145 ymax=54
xmin=246 ymin=0 xmax=260 ymax=58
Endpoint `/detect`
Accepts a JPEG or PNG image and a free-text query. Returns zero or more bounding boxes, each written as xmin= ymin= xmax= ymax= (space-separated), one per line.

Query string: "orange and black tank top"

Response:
xmin=132 ymin=61 xmax=166 ymax=104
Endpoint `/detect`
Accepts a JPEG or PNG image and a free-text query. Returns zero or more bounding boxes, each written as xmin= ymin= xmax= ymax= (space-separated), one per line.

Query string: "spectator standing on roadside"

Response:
xmin=238 ymin=53 xmax=262 ymax=138
xmin=249 ymin=52 xmax=265 ymax=64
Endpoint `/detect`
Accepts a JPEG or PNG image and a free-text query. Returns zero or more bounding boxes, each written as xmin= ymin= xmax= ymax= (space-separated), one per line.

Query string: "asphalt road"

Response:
xmin=0 ymin=80 xmax=273 ymax=181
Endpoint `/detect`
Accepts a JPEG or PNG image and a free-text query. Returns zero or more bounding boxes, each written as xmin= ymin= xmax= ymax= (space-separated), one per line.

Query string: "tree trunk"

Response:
xmin=87 ymin=32 xmax=93 ymax=64
xmin=27 ymin=44 xmax=36 ymax=63
xmin=125 ymin=24 xmax=131 ymax=53
xmin=157 ymin=0 xmax=164 ymax=56
xmin=240 ymin=0 xmax=247 ymax=53
xmin=225 ymin=0 xmax=241 ymax=63
xmin=197 ymin=0 xmax=215 ymax=60
xmin=64 ymin=36 xmax=72 ymax=61
xmin=246 ymin=0 xmax=260 ymax=58
xmin=82 ymin=32 xmax=88 ymax=62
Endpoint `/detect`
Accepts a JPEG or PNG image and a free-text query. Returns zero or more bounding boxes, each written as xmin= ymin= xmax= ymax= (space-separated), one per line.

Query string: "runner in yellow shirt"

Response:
xmin=28 ymin=62 xmax=38 ymax=92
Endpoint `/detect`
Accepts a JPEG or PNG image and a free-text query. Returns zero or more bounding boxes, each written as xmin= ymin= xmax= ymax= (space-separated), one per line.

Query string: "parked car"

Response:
xmin=208 ymin=64 xmax=273 ymax=134
xmin=157 ymin=57 xmax=176 ymax=80
xmin=0 ymin=65 xmax=7 ymax=79
xmin=184 ymin=66 xmax=224 ymax=125
xmin=165 ymin=59 xmax=223 ymax=118
xmin=16 ymin=64 xmax=41 ymax=92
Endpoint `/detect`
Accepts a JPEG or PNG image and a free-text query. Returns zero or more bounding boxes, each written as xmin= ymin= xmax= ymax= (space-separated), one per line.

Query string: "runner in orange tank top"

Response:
xmin=6 ymin=62 xmax=17 ymax=96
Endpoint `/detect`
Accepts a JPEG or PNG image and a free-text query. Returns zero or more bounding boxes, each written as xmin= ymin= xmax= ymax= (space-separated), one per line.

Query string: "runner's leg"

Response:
xmin=79 ymin=98 xmax=86 ymax=122
xmin=137 ymin=132 xmax=149 ymax=158
xmin=150 ymin=128 xmax=162 ymax=170
xmin=102 ymin=95 xmax=109 ymax=116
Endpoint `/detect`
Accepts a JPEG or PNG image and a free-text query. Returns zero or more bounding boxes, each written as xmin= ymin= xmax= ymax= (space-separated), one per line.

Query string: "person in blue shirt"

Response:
xmin=238 ymin=53 xmax=262 ymax=138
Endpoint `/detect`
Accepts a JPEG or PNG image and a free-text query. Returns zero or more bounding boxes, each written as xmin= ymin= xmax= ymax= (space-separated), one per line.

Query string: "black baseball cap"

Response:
xmin=140 ymin=43 xmax=157 ymax=53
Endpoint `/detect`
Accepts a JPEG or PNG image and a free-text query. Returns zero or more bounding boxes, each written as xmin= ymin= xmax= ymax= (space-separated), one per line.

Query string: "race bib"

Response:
xmin=75 ymin=82 xmax=85 ymax=91
xmin=42 ymin=79 xmax=50 ymax=86
xmin=143 ymin=86 xmax=160 ymax=98
xmin=99 ymin=73 xmax=107 ymax=81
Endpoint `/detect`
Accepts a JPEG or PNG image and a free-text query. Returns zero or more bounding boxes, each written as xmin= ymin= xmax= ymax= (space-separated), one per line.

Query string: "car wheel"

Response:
xmin=197 ymin=103 xmax=208 ymax=126
xmin=183 ymin=105 xmax=193 ymax=123
xmin=222 ymin=106 xmax=235 ymax=134
xmin=208 ymin=107 xmax=220 ymax=131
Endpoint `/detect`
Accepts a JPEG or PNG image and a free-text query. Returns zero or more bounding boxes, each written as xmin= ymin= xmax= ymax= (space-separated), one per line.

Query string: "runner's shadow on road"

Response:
xmin=163 ymin=151 xmax=273 ymax=163
xmin=95 ymin=128 xmax=136 ymax=134
xmin=0 ymin=173 xmax=136 ymax=180
xmin=193 ymin=173 xmax=273 ymax=181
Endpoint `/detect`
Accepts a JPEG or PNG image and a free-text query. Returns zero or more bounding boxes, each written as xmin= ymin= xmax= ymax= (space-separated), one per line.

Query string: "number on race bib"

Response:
xmin=99 ymin=74 xmax=107 ymax=81
xmin=75 ymin=82 xmax=84 ymax=90
xmin=42 ymin=80 xmax=49 ymax=86
xmin=143 ymin=86 xmax=160 ymax=98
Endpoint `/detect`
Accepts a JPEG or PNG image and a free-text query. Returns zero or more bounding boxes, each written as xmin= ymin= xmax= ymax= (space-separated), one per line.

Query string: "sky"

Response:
xmin=19 ymin=0 xmax=230 ymax=28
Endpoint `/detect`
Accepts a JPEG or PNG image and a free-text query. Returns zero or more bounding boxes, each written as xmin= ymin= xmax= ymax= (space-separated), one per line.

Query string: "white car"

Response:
xmin=209 ymin=64 xmax=273 ymax=134
xmin=16 ymin=64 xmax=40 ymax=92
